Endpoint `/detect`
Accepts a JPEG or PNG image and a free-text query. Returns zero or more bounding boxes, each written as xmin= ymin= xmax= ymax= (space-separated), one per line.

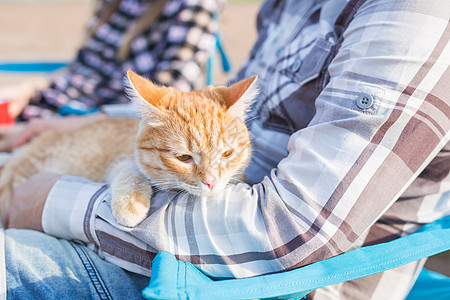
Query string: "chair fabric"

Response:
xmin=406 ymin=268 xmax=450 ymax=300
xmin=142 ymin=215 xmax=450 ymax=300
xmin=206 ymin=12 xmax=232 ymax=85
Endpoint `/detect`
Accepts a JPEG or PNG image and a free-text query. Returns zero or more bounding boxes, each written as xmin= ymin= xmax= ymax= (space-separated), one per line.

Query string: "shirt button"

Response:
xmin=356 ymin=93 xmax=374 ymax=109
xmin=291 ymin=60 xmax=302 ymax=72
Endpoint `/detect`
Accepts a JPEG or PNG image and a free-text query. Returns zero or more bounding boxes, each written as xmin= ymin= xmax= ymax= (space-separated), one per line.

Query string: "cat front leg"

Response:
xmin=108 ymin=159 xmax=152 ymax=227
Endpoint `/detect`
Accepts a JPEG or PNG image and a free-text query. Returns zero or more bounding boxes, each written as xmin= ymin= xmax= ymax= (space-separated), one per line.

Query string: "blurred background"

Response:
xmin=0 ymin=0 xmax=448 ymax=277
xmin=0 ymin=0 xmax=261 ymax=86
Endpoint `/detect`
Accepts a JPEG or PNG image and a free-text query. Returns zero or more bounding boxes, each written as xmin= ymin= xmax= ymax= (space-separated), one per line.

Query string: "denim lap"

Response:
xmin=4 ymin=229 xmax=149 ymax=299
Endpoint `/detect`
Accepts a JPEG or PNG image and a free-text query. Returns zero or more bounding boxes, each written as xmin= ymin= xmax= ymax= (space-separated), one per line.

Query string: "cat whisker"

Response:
xmin=228 ymin=178 xmax=246 ymax=185
xmin=176 ymin=189 xmax=191 ymax=200
xmin=244 ymin=115 xmax=261 ymax=124
xmin=168 ymin=189 xmax=185 ymax=202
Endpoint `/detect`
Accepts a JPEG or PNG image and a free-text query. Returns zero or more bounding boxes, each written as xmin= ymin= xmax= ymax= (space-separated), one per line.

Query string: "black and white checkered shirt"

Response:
xmin=20 ymin=0 xmax=223 ymax=120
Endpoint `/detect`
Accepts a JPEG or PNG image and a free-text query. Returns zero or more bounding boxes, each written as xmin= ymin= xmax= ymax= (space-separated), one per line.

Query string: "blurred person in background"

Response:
xmin=0 ymin=0 xmax=223 ymax=151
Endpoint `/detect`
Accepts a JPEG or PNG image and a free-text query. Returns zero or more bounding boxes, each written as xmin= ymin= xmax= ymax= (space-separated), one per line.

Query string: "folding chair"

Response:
xmin=142 ymin=215 xmax=450 ymax=299
xmin=0 ymin=62 xmax=68 ymax=73
xmin=206 ymin=13 xmax=232 ymax=86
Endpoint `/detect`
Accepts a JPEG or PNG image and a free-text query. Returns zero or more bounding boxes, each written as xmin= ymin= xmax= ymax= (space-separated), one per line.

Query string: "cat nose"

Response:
xmin=201 ymin=180 xmax=217 ymax=190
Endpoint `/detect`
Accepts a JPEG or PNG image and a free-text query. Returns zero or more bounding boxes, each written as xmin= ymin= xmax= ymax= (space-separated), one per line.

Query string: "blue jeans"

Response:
xmin=1 ymin=228 xmax=149 ymax=299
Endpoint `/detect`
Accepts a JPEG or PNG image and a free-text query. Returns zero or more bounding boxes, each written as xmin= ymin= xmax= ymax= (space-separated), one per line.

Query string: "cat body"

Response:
xmin=0 ymin=118 xmax=142 ymax=226
xmin=0 ymin=72 xmax=257 ymax=226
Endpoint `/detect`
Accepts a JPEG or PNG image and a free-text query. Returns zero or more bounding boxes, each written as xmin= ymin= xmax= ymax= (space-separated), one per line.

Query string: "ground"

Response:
xmin=0 ymin=0 xmax=448 ymax=277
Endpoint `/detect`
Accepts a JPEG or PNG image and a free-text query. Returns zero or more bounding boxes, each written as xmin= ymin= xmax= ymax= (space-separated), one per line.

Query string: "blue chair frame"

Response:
xmin=0 ymin=62 xmax=68 ymax=73
xmin=142 ymin=215 xmax=450 ymax=300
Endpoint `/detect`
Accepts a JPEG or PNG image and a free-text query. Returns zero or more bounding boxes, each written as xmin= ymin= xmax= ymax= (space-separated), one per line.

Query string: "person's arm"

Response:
xmin=11 ymin=103 xmax=137 ymax=150
xmin=15 ymin=0 xmax=450 ymax=278
xmin=5 ymin=172 xmax=62 ymax=230
xmin=0 ymin=113 xmax=108 ymax=152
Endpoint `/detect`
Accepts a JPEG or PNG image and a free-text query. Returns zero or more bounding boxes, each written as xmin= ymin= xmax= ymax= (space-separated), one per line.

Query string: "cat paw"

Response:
xmin=111 ymin=190 xmax=151 ymax=227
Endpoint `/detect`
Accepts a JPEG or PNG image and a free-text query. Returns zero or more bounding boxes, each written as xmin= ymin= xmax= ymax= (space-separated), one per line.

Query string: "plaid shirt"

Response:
xmin=20 ymin=0 xmax=222 ymax=120
xmin=42 ymin=0 xmax=450 ymax=298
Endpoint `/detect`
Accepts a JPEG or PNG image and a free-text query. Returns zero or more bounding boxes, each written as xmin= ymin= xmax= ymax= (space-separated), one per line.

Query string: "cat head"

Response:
xmin=125 ymin=70 xmax=257 ymax=196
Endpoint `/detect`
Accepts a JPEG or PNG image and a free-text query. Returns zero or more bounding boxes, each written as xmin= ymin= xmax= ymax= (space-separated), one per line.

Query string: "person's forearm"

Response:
xmin=42 ymin=175 xmax=107 ymax=244
xmin=5 ymin=172 xmax=62 ymax=231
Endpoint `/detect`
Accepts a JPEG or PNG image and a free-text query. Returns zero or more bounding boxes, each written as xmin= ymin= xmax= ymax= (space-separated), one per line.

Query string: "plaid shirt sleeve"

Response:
xmin=43 ymin=0 xmax=450 ymax=291
xmin=19 ymin=0 xmax=223 ymax=120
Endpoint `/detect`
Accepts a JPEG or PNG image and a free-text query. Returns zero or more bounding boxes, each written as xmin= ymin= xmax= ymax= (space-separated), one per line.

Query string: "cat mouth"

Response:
xmin=163 ymin=180 xmax=228 ymax=198
xmin=152 ymin=181 xmax=222 ymax=198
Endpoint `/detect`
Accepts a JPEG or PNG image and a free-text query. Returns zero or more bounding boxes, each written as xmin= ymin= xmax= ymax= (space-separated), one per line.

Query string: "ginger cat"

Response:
xmin=0 ymin=71 xmax=257 ymax=227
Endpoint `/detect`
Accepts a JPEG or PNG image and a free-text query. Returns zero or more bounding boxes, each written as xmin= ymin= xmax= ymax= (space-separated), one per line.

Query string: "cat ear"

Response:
xmin=124 ymin=70 xmax=167 ymax=125
xmin=220 ymin=75 xmax=258 ymax=120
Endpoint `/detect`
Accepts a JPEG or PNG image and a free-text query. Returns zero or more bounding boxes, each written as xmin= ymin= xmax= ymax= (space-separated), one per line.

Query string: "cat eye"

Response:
xmin=221 ymin=149 xmax=234 ymax=159
xmin=176 ymin=154 xmax=192 ymax=162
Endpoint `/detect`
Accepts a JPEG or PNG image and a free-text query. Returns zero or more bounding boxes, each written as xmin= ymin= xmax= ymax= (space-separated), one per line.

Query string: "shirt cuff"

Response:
xmin=42 ymin=175 xmax=107 ymax=243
